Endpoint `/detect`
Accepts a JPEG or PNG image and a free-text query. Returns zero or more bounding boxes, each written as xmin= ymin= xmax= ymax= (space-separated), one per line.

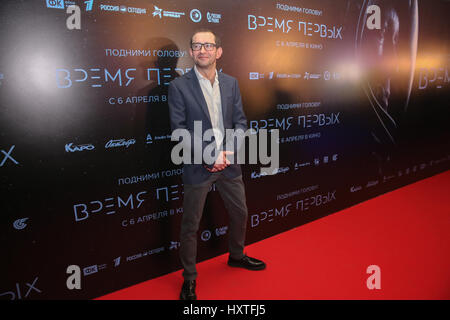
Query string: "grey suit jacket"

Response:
xmin=168 ymin=69 xmax=248 ymax=185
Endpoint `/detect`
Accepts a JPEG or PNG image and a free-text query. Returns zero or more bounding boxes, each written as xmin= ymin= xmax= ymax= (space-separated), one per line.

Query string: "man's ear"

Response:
xmin=216 ymin=47 xmax=223 ymax=60
xmin=189 ymin=48 xmax=194 ymax=58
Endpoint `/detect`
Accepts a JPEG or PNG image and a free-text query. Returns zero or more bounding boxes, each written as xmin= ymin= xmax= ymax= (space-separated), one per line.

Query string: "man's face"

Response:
xmin=189 ymin=32 xmax=222 ymax=69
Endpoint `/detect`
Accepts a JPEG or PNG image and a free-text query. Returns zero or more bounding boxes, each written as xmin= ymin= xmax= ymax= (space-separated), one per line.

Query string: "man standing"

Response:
xmin=168 ymin=29 xmax=266 ymax=300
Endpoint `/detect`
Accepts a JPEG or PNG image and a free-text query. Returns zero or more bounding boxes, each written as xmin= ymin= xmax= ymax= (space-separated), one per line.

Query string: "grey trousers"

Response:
xmin=180 ymin=173 xmax=248 ymax=281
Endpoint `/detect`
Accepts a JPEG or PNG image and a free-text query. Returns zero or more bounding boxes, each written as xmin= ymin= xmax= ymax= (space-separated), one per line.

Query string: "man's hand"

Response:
xmin=204 ymin=151 xmax=234 ymax=173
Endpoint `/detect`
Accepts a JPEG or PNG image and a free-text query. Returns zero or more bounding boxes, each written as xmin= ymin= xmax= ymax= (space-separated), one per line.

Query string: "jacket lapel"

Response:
xmin=218 ymin=71 xmax=228 ymax=124
xmin=187 ymin=69 xmax=212 ymax=126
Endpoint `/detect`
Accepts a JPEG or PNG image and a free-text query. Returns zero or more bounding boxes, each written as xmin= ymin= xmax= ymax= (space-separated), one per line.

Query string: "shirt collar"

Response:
xmin=194 ymin=65 xmax=219 ymax=84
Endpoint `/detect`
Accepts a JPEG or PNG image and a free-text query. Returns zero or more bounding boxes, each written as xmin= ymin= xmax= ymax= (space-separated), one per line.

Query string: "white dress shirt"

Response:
xmin=194 ymin=65 xmax=225 ymax=152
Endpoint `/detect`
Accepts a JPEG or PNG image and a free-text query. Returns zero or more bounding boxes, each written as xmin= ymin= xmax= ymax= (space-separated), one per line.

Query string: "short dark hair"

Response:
xmin=190 ymin=28 xmax=221 ymax=48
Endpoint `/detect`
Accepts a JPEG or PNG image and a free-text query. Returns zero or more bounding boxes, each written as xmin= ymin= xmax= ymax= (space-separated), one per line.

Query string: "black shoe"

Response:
xmin=228 ymin=255 xmax=266 ymax=271
xmin=180 ymin=280 xmax=197 ymax=300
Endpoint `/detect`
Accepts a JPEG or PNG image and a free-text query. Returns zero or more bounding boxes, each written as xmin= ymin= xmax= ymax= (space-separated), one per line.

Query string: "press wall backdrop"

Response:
xmin=1 ymin=0 xmax=449 ymax=299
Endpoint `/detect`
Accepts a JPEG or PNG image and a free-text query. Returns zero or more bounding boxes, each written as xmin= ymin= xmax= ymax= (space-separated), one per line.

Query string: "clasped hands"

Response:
xmin=203 ymin=151 xmax=234 ymax=173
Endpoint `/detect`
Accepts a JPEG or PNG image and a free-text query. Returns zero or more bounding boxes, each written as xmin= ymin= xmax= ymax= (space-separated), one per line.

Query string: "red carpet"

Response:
xmin=97 ymin=170 xmax=450 ymax=300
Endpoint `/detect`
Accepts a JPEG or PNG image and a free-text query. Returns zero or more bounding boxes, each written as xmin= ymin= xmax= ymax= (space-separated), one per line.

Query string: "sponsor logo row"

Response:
xmin=349 ymin=162 xmax=447 ymax=193
xmin=65 ymin=134 xmax=168 ymax=152
xmin=46 ymin=1 xmax=222 ymax=23
xmin=249 ymin=70 xmax=341 ymax=81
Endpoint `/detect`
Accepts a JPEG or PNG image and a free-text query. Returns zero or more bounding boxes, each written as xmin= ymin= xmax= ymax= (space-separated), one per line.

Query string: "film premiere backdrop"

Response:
xmin=0 ymin=0 xmax=448 ymax=299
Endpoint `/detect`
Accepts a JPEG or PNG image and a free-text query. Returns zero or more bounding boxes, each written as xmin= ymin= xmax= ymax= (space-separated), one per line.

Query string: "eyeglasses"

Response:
xmin=191 ymin=42 xmax=217 ymax=51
